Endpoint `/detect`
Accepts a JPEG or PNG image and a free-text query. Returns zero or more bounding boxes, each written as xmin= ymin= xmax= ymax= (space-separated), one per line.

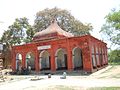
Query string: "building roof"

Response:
xmin=33 ymin=19 xmax=74 ymax=40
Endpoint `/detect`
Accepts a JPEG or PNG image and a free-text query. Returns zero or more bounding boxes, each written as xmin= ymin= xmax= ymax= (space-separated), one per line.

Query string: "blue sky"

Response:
xmin=0 ymin=0 xmax=119 ymax=48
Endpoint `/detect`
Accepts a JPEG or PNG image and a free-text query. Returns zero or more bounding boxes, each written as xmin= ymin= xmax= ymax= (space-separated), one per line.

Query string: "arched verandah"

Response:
xmin=39 ymin=50 xmax=51 ymax=70
xmin=72 ymin=47 xmax=83 ymax=70
xmin=55 ymin=48 xmax=67 ymax=70
xmin=26 ymin=52 xmax=35 ymax=70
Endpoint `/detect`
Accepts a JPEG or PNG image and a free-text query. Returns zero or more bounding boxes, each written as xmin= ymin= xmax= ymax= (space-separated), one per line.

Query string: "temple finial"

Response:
xmin=51 ymin=18 xmax=57 ymax=23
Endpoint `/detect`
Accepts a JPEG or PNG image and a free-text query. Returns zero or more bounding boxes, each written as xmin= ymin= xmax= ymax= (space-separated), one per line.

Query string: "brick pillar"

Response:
xmin=22 ymin=53 xmax=26 ymax=68
xmin=101 ymin=46 xmax=104 ymax=66
xmin=105 ymin=46 xmax=107 ymax=64
xmin=94 ymin=45 xmax=97 ymax=69
xmin=50 ymin=49 xmax=56 ymax=71
xmin=82 ymin=46 xmax=93 ymax=73
xmin=103 ymin=47 xmax=106 ymax=65
xmin=105 ymin=46 xmax=108 ymax=65
xmin=98 ymin=44 xmax=101 ymax=66
xmin=66 ymin=38 xmax=73 ymax=71
xmin=35 ymin=50 xmax=39 ymax=72
xmin=67 ymin=50 xmax=73 ymax=71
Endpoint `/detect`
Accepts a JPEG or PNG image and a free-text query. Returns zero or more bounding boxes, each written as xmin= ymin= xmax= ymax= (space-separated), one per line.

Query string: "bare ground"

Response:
xmin=0 ymin=65 xmax=120 ymax=90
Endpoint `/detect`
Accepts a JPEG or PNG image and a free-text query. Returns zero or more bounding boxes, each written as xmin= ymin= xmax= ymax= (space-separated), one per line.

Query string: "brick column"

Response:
xmin=67 ymin=38 xmax=73 ymax=71
xmin=105 ymin=46 xmax=108 ymax=65
xmin=101 ymin=46 xmax=104 ymax=66
xmin=22 ymin=53 xmax=26 ymax=68
xmin=67 ymin=50 xmax=73 ymax=71
xmin=94 ymin=45 xmax=97 ymax=69
xmin=50 ymin=49 xmax=56 ymax=71
xmin=98 ymin=44 xmax=101 ymax=66
xmin=103 ymin=46 xmax=106 ymax=65
xmin=82 ymin=46 xmax=93 ymax=72
xmin=35 ymin=50 xmax=39 ymax=72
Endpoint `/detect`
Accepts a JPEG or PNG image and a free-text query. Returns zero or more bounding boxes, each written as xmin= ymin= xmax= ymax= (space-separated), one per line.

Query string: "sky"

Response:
xmin=0 ymin=0 xmax=119 ymax=48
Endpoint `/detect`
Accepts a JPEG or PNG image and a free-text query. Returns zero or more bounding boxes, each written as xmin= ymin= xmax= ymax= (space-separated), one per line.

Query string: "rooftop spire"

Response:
xmin=33 ymin=18 xmax=74 ymax=41
xmin=51 ymin=18 xmax=57 ymax=23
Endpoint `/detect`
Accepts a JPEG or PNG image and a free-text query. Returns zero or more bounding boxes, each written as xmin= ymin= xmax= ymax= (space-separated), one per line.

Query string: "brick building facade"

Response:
xmin=12 ymin=20 xmax=108 ymax=73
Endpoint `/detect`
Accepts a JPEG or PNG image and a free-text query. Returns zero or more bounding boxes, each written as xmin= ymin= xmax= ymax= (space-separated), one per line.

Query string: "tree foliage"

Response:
xmin=34 ymin=7 xmax=92 ymax=36
xmin=100 ymin=9 xmax=120 ymax=46
xmin=0 ymin=17 xmax=34 ymax=67
xmin=0 ymin=17 xmax=34 ymax=46
xmin=108 ymin=49 xmax=120 ymax=64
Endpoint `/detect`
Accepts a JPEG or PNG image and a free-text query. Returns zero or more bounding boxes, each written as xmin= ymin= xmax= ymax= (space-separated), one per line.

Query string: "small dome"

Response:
xmin=33 ymin=19 xmax=74 ymax=41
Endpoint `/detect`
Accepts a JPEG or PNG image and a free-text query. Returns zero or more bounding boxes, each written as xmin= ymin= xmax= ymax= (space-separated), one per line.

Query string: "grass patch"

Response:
xmin=48 ymin=85 xmax=75 ymax=90
xmin=99 ymin=76 xmax=108 ymax=79
xmin=88 ymin=87 xmax=120 ymax=90
xmin=109 ymin=62 xmax=120 ymax=65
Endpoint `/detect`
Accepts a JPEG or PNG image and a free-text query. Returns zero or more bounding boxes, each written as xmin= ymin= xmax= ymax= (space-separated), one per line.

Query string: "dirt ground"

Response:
xmin=0 ymin=65 xmax=120 ymax=90
xmin=90 ymin=65 xmax=120 ymax=79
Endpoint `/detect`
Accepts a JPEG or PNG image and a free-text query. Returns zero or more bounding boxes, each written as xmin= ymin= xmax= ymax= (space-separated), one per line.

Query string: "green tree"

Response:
xmin=34 ymin=7 xmax=92 ymax=36
xmin=108 ymin=49 xmax=120 ymax=64
xmin=1 ymin=17 xmax=34 ymax=46
xmin=0 ymin=17 xmax=34 ymax=67
xmin=100 ymin=9 xmax=120 ymax=46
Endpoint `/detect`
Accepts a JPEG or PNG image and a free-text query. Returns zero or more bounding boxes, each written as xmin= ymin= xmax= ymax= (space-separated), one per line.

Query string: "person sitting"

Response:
xmin=60 ymin=72 xmax=67 ymax=79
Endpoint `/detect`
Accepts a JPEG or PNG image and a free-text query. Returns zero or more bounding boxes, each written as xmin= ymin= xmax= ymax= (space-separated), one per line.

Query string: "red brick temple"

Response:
xmin=11 ymin=20 xmax=108 ymax=73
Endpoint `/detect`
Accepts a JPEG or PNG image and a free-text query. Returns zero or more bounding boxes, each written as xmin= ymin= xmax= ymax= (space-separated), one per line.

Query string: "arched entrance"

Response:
xmin=16 ymin=53 xmax=22 ymax=70
xmin=55 ymin=48 xmax=67 ymax=70
xmin=39 ymin=50 xmax=50 ymax=70
xmin=26 ymin=52 xmax=35 ymax=70
xmin=72 ymin=47 xmax=83 ymax=70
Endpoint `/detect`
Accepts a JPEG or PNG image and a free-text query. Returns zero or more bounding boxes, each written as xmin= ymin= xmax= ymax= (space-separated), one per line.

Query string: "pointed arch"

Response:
xmin=16 ymin=53 xmax=22 ymax=70
xmin=26 ymin=52 xmax=35 ymax=70
xmin=39 ymin=50 xmax=50 ymax=70
xmin=72 ymin=47 xmax=83 ymax=70
xmin=55 ymin=48 xmax=67 ymax=70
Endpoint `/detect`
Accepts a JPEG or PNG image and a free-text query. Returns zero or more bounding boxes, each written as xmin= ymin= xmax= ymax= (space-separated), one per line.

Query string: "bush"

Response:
xmin=108 ymin=49 xmax=120 ymax=65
